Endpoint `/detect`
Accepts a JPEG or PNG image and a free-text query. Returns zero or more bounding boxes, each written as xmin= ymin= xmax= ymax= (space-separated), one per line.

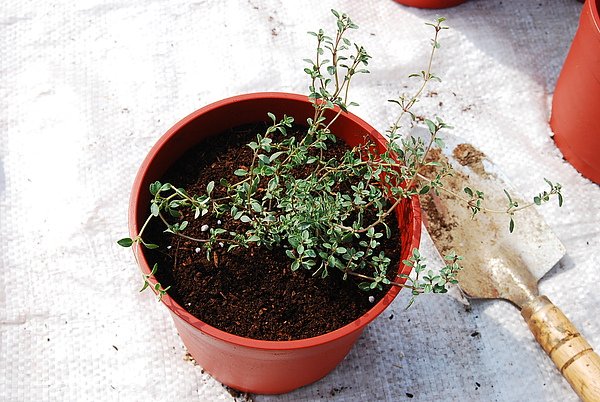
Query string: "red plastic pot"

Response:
xmin=551 ymin=0 xmax=600 ymax=184
xmin=128 ymin=93 xmax=422 ymax=394
xmin=393 ymin=0 xmax=466 ymax=9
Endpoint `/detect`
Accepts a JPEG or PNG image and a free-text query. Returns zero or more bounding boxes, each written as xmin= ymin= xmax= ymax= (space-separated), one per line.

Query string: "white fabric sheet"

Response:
xmin=1 ymin=1 xmax=598 ymax=401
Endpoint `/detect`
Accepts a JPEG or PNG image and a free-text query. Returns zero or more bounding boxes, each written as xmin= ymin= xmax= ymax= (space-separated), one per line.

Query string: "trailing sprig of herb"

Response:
xmin=119 ymin=10 xmax=563 ymax=303
xmin=140 ymin=263 xmax=170 ymax=301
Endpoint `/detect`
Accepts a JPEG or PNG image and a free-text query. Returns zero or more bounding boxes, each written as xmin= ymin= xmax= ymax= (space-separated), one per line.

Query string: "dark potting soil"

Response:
xmin=146 ymin=123 xmax=402 ymax=341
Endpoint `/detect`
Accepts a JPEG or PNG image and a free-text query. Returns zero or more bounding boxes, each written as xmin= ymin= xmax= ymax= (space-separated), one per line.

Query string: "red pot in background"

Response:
xmin=394 ymin=0 xmax=466 ymax=9
xmin=551 ymin=0 xmax=600 ymax=184
xmin=129 ymin=93 xmax=422 ymax=394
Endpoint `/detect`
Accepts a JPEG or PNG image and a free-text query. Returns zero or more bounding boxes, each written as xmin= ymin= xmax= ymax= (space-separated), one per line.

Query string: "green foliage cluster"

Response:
xmin=119 ymin=10 xmax=562 ymax=304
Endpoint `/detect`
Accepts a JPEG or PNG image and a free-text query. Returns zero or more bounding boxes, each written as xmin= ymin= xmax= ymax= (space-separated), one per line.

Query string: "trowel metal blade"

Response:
xmin=410 ymin=127 xmax=565 ymax=303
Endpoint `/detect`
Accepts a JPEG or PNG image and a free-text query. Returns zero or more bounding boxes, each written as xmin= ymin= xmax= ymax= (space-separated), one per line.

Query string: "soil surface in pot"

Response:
xmin=146 ymin=123 xmax=402 ymax=341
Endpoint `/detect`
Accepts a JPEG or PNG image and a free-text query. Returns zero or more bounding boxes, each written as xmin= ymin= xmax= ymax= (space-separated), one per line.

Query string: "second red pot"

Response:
xmin=551 ymin=0 xmax=600 ymax=184
xmin=393 ymin=0 xmax=467 ymax=9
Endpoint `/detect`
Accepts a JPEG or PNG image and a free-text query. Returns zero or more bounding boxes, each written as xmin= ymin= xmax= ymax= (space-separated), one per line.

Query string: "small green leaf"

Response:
xmin=206 ymin=181 xmax=215 ymax=195
xmin=251 ymin=202 xmax=262 ymax=212
xmin=383 ymin=222 xmax=392 ymax=238
xmin=150 ymin=202 xmax=159 ymax=217
xmin=258 ymin=154 xmax=270 ymax=164
xmin=234 ymin=169 xmax=248 ymax=176
xmin=358 ymin=282 xmax=371 ymax=292
xmin=117 ymin=238 xmax=133 ymax=247
xmin=269 ymin=152 xmax=284 ymax=162
xmin=509 ymin=217 xmax=515 ymax=233
xmin=424 ymin=119 xmax=436 ymax=134
xmin=289 ymin=237 xmax=300 ymax=248
xmin=149 ymin=181 xmax=161 ymax=195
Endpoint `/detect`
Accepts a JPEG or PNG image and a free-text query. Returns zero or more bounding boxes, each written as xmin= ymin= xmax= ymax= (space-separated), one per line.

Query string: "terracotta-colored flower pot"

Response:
xmin=551 ymin=0 xmax=600 ymax=184
xmin=128 ymin=93 xmax=422 ymax=394
xmin=394 ymin=0 xmax=466 ymax=9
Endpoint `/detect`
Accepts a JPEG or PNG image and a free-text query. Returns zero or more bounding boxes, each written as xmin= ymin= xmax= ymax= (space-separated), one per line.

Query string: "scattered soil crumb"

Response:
xmin=224 ymin=386 xmax=254 ymax=401
xmin=470 ymin=331 xmax=480 ymax=338
xmin=183 ymin=352 xmax=198 ymax=366
xmin=329 ymin=386 xmax=348 ymax=396
xmin=406 ymin=392 xmax=414 ymax=398
xmin=224 ymin=386 xmax=240 ymax=398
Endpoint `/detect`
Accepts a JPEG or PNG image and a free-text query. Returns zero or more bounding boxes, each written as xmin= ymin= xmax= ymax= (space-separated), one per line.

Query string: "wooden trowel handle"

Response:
xmin=521 ymin=295 xmax=600 ymax=402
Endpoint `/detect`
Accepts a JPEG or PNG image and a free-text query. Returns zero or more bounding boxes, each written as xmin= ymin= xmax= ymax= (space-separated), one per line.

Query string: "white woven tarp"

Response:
xmin=1 ymin=1 xmax=598 ymax=401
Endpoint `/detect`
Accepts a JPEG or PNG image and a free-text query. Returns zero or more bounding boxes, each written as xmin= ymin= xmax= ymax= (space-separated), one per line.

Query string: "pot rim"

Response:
xmin=129 ymin=92 xmax=422 ymax=351
xmin=590 ymin=0 xmax=600 ymax=33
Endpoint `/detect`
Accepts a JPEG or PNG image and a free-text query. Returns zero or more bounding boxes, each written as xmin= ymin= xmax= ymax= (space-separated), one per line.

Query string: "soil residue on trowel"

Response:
xmin=419 ymin=147 xmax=459 ymax=252
xmin=420 ymin=195 xmax=457 ymax=253
xmin=419 ymin=143 xmax=491 ymax=254
xmin=453 ymin=143 xmax=487 ymax=177
xmin=418 ymin=141 xmax=541 ymax=301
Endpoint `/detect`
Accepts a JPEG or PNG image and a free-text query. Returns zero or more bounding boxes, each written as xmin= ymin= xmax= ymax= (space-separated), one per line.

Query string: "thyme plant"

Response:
xmin=119 ymin=10 xmax=562 ymax=304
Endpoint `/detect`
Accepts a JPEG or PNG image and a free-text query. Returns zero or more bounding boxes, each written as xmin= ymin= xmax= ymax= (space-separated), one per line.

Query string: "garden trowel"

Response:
xmin=414 ymin=128 xmax=600 ymax=402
